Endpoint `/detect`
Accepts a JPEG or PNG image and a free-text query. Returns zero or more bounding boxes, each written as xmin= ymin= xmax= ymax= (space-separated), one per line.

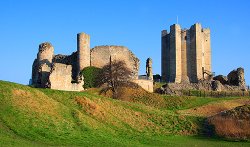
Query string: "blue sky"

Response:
xmin=0 ymin=0 xmax=249 ymax=86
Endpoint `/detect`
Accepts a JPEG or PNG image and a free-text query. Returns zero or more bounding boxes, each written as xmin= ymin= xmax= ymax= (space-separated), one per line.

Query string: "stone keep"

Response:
xmin=161 ymin=23 xmax=212 ymax=83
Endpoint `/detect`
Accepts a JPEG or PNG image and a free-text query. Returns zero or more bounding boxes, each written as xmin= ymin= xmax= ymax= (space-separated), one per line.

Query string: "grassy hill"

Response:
xmin=0 ymin=80 xmax=250 ymax=146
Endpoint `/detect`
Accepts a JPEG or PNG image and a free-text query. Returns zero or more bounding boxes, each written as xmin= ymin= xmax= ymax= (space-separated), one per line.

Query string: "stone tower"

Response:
xmin=37 ymin=42 xmax=54 ymax=65
xmin=161 ymin=23 xmax=211 ymax=83
xmin=77 ymin=32 xmax=90 ymax=74
xmin=146 ymin=58 xmax=153 ymax=80
xmin=36 ymin=42 xmax=54 ymax=87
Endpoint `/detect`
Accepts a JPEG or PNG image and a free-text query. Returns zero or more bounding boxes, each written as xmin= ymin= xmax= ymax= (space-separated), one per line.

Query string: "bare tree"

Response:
xmin=98 ymin=60 xmax=133 ymax=98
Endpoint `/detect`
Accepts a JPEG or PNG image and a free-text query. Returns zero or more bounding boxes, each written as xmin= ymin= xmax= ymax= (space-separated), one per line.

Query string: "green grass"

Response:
xmin=162 ymin=95 xmax=244 ymax=110
xmin=0 ymin=80 xmax=249 ymax=146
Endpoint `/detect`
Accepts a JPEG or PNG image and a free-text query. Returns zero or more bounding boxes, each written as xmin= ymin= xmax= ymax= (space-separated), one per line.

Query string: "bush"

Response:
xmin=81 ymin=66 xmax=101 ymax=89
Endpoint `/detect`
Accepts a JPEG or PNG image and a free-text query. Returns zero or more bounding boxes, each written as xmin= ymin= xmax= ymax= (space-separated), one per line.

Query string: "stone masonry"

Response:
xmin=77 ymin=33 xmax=90 ymax=75
xmin=31 ymin=32 xmax=150 ymax=92
xmin=146 ymin=58 xmax=153 ymax=80
xmin=161 ymin=23 xmax=212 ymax=83
xmin=90 ymin=46 xmax=140 ymax=79
xmin=157 ymin=67 xmax=247 ymax=95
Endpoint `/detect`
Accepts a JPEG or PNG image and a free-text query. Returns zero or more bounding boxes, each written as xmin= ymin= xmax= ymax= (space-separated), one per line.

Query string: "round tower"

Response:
xmin=36 ymin=42 xmax=54 ymax=88
xmin=37 ymin=42 xmax=54 ymax=66
xmin=77 ymin=32 xmax=90 ymax=73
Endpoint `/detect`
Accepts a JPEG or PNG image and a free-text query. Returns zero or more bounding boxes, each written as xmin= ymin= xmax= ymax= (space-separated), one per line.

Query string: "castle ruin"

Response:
xmin=159 ymin=23 xmax=247 ymax=94
xmin=161 ymin=23 xmax=212 ymax=83
xmin=32 ymin=32 xmax=153 ymax=92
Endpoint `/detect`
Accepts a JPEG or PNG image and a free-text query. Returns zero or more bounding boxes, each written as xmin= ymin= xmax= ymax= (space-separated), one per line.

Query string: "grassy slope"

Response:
xmin=0 ymin=80 xmax=249 ymax=146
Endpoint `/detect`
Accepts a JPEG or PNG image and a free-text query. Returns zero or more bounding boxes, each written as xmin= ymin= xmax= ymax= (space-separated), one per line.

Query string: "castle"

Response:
xmin=161 ymin=23 xmax=212 ymax=83
xmin=31 ymin=32 xmax=153 ymax=92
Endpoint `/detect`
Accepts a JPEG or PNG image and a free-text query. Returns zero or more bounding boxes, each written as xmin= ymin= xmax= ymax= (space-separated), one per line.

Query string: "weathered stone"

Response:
xmin=77 ymin=33 xmax=90 ymax=74
xmin=146 ymin=58 xmax=153 ymax=80
xmin=212 ymin=80 xmax=222 ymax=91
xmin=37 ymin=64 xmax=51 ymax=88
xmin=161 ymin=23 xmax=212 ymax=83
xmin=213 ymin=75 xmax=228 ymax=85
xmin=32 ymin=33 xmax=153 ymax=92
xmin=133 ymin=79 xmax=153 ymax=92
xmin=227 ymin=67 xmax=246 ymax=90
xmin=49 ymin=63 xmax=84 ymax=91
xmin=31 ymin=59 xmax=38 ymax=85
xmin=37 ymin=42 xmax=54 ymax=66
xmin=53 ymin=52 xmax=78 ymax=80
xmin=90 ymin=45 xmax=140 ymax=79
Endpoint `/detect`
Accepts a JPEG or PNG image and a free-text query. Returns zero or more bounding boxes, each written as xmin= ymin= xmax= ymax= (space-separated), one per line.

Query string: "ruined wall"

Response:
xmin=49 ymin=63 xmax=84 ymax=91
xmin=53 ymin=52 xmax=78 ymax=81
xmin=90 ymin=46 xmax=140 ymax=79
xmin=33 ymin=42 xmax=54 ymax=87
xmin=37 ymin=42 xmax=54 ymax=66
xmin=227 ymin=67 xmax=246 ymax=89
xmin=32 ymin=59 xmax=38 ymax=85
xmin=32 ymin=33 xmax=141 ymax=92
xmin=146 ymin=58 xmax=153 ymax=80
xmin=133 ymin=79 xmax=153 ymax=92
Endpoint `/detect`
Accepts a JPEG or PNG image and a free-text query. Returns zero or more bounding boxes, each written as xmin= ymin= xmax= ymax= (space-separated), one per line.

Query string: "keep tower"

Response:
xmin=161 ymin=23 xmax=212 ymax=83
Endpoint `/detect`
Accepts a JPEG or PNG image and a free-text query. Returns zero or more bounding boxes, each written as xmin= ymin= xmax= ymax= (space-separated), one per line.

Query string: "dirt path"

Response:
xmin=178 ymin=98 xmax=250 ymax=117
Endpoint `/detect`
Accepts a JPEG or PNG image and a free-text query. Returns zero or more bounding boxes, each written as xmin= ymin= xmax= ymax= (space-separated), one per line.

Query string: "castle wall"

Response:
xmin=39 ymin=64 xmax=51 ymax=87
xmin=37 ymin=42 xmax=54 ymax=66
xmin=53 ymin=52 xmax=78 ymax=81
xmin=133 ymin=79 xmax=153 ymax=92
xmin=32 ymin=33 xmax=142 ymax=92
xmin=77 ymin=33 xmax=90 ymax=74
xmin=203 ymin=29 xmax=212 ymax=78
xmin=189 ymin=25 xmax=196 ymax=82
xmin=49 ymin=63 xmax=84 ymax=91
xmin=181 ymin=30 xmax=189 ymax=83
xmin=166 ymin=33 xmax=171 ymax=82
xmin=169 ymin=24 xmax=182 ymax=83
xmin=90 ymin=46 xmax=140 ymax=79
xmin=186 ymin=30 xmax=192 ymax=83
xmin=162 ymin=23 xmax=212 ymax=83
xmin=194 ymin=23 xmax=203 ymax=81
xmin=161 ymin=30 xmax=168 ymax=82
xmin=32 ymin=59 xmax=38 ymax=85
xmin=35 ymin=42 xmax=54 ymax=87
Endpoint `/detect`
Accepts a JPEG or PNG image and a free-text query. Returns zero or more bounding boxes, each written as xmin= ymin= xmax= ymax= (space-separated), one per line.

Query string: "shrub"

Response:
xmin=81 ymin=66 xmax=101 ymax=89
